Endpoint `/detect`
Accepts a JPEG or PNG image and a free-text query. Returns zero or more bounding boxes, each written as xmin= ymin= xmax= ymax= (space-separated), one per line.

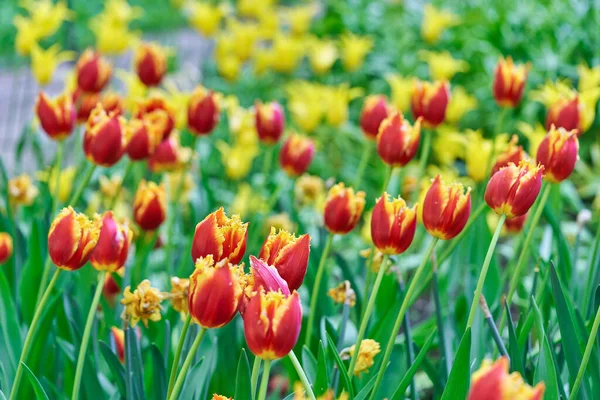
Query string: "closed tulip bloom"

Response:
xmin=493 ymin=57 xmax=529 ymax=108
xmin=188 ymin=86 xmax=220 ymax=135
xmin=192 ymin=207 xmax=248 ymax=264
xmin=73 ymin=90 xmax=100 ymax=124
xmin=371 ymin=193 xmax=417 ymax=255
xmin=83 ymin=105 xmax=128 ymax=167
xmin=126 ymin=115 xmax=164 ymax=160
xmin=279 ymin=134 xmax=315 ymax=177
xmin=0 ymin=232 xmax=13 ymax=264
xmin=255 ymin=101 xmax=285 ymax=144
xmin=36 ymin=91 xmax=76 ymax=140
xmin=491 ymin=136 xmax=527 ymax=176
xmin=148 ymin=136 xmax=189 ymax=173
xmin=75 ymin=49 xmax=112 ymax=93
xmin=423 ymin=175 xmax=471 ymax=240
xmin=377 ymin=112 xmax=422 ymax=167
xmin=188 ymin=255 xmax=246 ymax=328
xmin=48 ymin=207 xmax=100 ymax=271
xmin=546 ymin=97 xmax=581 ymax=134
xmin=90 ymin=212 xmax=132 ymax=272
xmin=135 ymin=42 xmax=168 ymax=87
xmin=259 ymin=227 xmax=311 ymax=291
xmin=468 ymin=357 xmax=544 ymax=400
xmin=133 ymin=180 xmax=167 ymax=231
xmin=243 ymin=290 xmax=302 ymax=360
xmin=411 ymin=80 xmax=450 ymax=128
xmin=505 ymin=213 xmax=527 ymax=234
xmin=485 ymin=160 xmax=543 ymax=218
xmin=360 ymin=95 xmax=389 ymax=139
xmin=324 ymin=183 xmax=366 ymax=234
xmin=535 ymin=126 xmax=579 ymax=183
xmin=135 ymin=96 xmax=176 ymax=139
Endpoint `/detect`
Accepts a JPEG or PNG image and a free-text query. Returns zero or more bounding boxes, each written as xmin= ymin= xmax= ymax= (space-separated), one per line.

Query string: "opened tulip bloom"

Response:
xmin=90 ymin=211 xmax=132 ymax=272
xmin=411 ymin=79 xmax=450 ymax=128
xmin=468 ymin=357 xmax=545 ymax=400
xmin=188 ymin=86 xmax=220 ymax=135
xmin=255 ymin=101 xmax=285 ymax=144
xmin=493 ymin=56 xmax=529 ymax=108
xmin=377 ymin=112 xmax=421 ymax=167
xmin=324 ymin=183 xmax=366 ymax=234
xmin=133 ymin=180 xmax=167 ymax=231
xmin=191 ymin=207 xmax=248 ymax=264
xmin=422 ymin=175 xmax=471 ymax=240
xmin=535 ymin=126 xmax=579 ymax=182
xmin=279 ymin=134 xmax=315 ymax=177
xmin=0 ymin=232 xmax=13 ymax=264
xmin=371 ymin=193 xmax=417 ymax=255
xmin=135 ymin=42 xmax=168 ymax=87
xmin=135 ymin=96 xmax=177 ymax=139
xmin=360 ymin=95 xmax=389 ymax=139
xmin=36 ymin=91 xmax=76 ymax=140
xmin=75 ymin=49 xmax=112 ymax=93
xmin=83 ymin=105 xmax=128 ymax=167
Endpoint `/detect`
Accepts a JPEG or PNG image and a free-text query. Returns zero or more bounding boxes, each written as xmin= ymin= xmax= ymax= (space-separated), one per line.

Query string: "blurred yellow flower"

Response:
xmin=14 ymin=16 xmax=41 ymax=56
xmin=386 ymin=74 xmax=414 ymax=113
xmin=577 ymin=63 xmax=600 ymax=92
xmin=99 ymin=174 xmax=124 ymax=200
xmin=270 ymin=33 xmax=305 ymax=73
xmin=120 ymin=279 xmax=165 ymax=327
xmin=445 ymin=86 xmax=477 ymax=124
xmin=163 ymin=81 xmax=191 ymax=130
xmin=360 ymin=210 xmax=372 ymax=243
xmin=433 ymin=126 xmax=466 ymax=165
xmin=31 ymin=44 xmax=75 ymax=86
xmin=90 ymin=18 xmax=140 ymax=55
xmin=340 ymin=33 xmax=373 ymax=72
xmin=237 ymin=0 xmax=274 ymax=18
xmin=215 ymin=33 xmax=243 ymax=81
xmin=188 ymin=2 xmax=225 ymax=37
xmin=116 ymin=70 xmax=147 ymax=112
xmin=102 ymin=0 xmax=143 ymax=25
xmin=227 ymin=18 xmax=261 ymax=61
xmin=19 ymin=0 xmax=73 ymax=40
xmin=308 ymin=38 xmax=338 ymax=75
xmin=170 ymin=277 xmax=189 ymax=318
xmin=328 ymin=281 xmax=356 ymax=307
xmin=419 ymin=50 xmax=468 ymax=81
xmin=38 ymin=166 xmax=76 ymax=203
xmin=230 ymin=183 xmax=267 ymax=219
xmin=286 ymin=81 xmax=324 ymax=133
xmin=580 ymin=88 xmax=600 ymax=132
xmin=9 ymin=174 xmax=39 ymax=207
xmin=421 ymin=4 xmax=460 ymax=44
xmin=253 ymin=47 xmax=275 ymax=75
xmin=257 ymin=11 xmax=279 ymax=40
xmin=286 ymin=4 xmax=317 ymax=36
xmin=165 ymin=171 xmax=194 ymax=205
xmin=294 ymin=174 xmax=325 ymax=208
xmin=324 ymin=84 xmax=362 ymax=127
xmin=530 ymin=79 xmax=574 ymax=108
xmin=216 ymin=142 xmax=258 ymax=179
xmin=264 ymin=213 xmax=296 ymax=235
xmin=517 ymin=122 xmax=546 ymax=157
xmin=359 ymin=248 xmax=391 ymax=273
xmin=465 ymin=130 xmax=510 ymax=182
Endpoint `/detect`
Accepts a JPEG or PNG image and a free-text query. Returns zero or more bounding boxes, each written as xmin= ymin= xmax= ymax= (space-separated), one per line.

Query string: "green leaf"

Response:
xmin=125 ymin=326 xmax=145 ymax=400
xmin=325 ymin=333 xmax=354 ymax=399
xmin=354 ymin=375 xmax=377 ymax=400
xmin=440 ymin=327 xmax=472 ymax=400
xmin=390 ymin=329 xmax=436 ymax=400
xmin=99 ymin=341 xmax=126 ymax=397
xmin=234 ymin=349 xmax=251 ymax=400
xmin=21 ymin=362 xmax=49 ymax=400
xmin=314 ymin=342 xmax=329 ymax=396
xmin=505 ymin=304 xmax=525 ymax=377
xmin=531 ymin=298 xmax=560 ymax=400
xmin=151 ymin=344 xmax=167 ymax=400
xmin=0 ymin=269 xmax=20 ymax=381
xmin=178 ymin=358 xmax=205 ymax=400
xmin=301 ymin=346 xmax=318 ymax=385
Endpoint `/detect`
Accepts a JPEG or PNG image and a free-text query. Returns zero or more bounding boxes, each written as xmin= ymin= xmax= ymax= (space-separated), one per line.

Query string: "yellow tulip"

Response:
xmin=14 ymin=16 xmax=41 ymax=56
xmin=188 ymin=2 xmax=225 ymax=37
xmin=323 ymin=84 xmax=362 ymax=127
xmin=216 ymin=142 xmax=258 ymax=179
xmin=21 ymin=0 xmax=73 ymax=39
xmin=116 ymin=70 xmax=147 ymax=112
xmin=38 ymin=166 xmax=76 ymax=203
xmin=286 ymin=4 xmax=317 ymax=36
xmin=264 ymin=213 xmax=296 ymax=235
xmin=253 ymin=48 xmax=275 ymax=75
xmin=102 ymin=0 xmax=143 ymax=25
xmin=445 ymin=86 xmax=477 ymax=124
xmin=227 ymin=19 xmax=261 ymax=61
xmin=237 ymin=0 xmax=274 ymax=18
xmin=230 ymin=183 xmax=267 ymax=219
xmin=421 ymin=4 xmax=459 ymax=44
xmin=385 ymin=74 xmax=414 ymax=113
xmin=270 ymin=33 xmax=305 ymax=73
xmin=165 ymin=171 xmax=194 ymax=205
xmin=287 ymin=81 xmax=324 ymax=134
xmin=31 ymin=44 xmax=75 ymax=86
xmin=258 ymin=11 xmax=279 ymax=40
xmin=90 ymin=17 xmax=140 ymax=55
xmin=419 ymin=50 xmax=468 ymax=81
xmin=530 ymin=79 xmax=574 ymax=108
xmin=163 ymin=81 xmax=192 ymax=130
xmin=580 ymin=87 xmax=600 ymax=132
xmin=516 ymin=122 xmax=547 ymax=157
xmin=308 ymin=38 xmax=338 ymax=75
xmin=340 ymin=33 xmax=373 ymax=72
xmin=9 ymin=174 xmax=39 ymax=207
xmin=433 ymin=126 xmax=466 ymax=166
xmin=464 ymin=130 xmax=510 ymax=182
xmin=578 ymin=63 xmax=600 ymax=92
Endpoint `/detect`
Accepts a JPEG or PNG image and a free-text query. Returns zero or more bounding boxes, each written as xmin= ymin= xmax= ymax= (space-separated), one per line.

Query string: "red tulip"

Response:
xmin=133 ymin=180 xmax=167 ymax=231
xmin=360 ymin=95 xmax=389 ymax=139
xmin=279 ymin=134 xmax=315 ymax=177
xmin=411 ymin=80 xmax=450 ymax=128
xmin=90 ymin=212 xmax=132 ymax=272
xmin=324 ymin=183 xmax=366 ymax=235
xmin=188 ymin=86 xmax=220 ymax=135
xmin=376 ymin=112 xmax=421 ymax=167
xmin=255 ymin=101 xmax=285 ymax=144
xmin=371 ymin=193 xmax=417 ymax=255
xmin=191 ymin=207 xmax=248 ymax=265
xmin=493 ymin=57 xmax=529 ymax=108
xmin=422 ymin=175 xmax=471 ymax=240
xmin=36 ymin=91 xmax=76 ymax=140
xmin=536 ymin=126 xmax=579 ymax=183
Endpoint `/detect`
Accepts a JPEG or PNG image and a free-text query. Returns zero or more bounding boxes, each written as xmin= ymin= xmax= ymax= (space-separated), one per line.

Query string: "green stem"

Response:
xmin=369 ymin=238 xmax=438 ymax=400
xmin=251 ymin=356 xmax=262 ymax=400
xmin=261 ymin=145 xmax=275 ymax=178
xmin=50 ymin=141 xmax=64 ymax=216
xmin=437 ymin=202 xmax=486 ymax=265
xmin=411 ymin=128 xmax=432 ymax=204
xmin=10 ymin=269 xmax=61 ymax=400
xmin=381 ymin=165 xmax=394 ymax=194
xmin=132 ymin=231 xmax=158 ymax=286
xmin=35 ymin=258 xmax=53 ymax=307
xmin=569 ymin=304 xmax=600 ymax=399
xmin=168 ymin=327 xmax=207 ymax=400
xmin=583 ymin=221 xmax=600 ymax=317
xmin=305 ymin=233 xmax=335 ymax=347
xmin=72 ymin=271 xmax=107 ymax=400
xmin=257 ymin=359 xmax=272 ymax=400
xmin=466 ymin=214 xmax=506 ymax=328
xmin=289 ymin=350 xmax=316 ymax=400
xmin=348 ymin=254 xmax=390 ymax=377
xmin=354 ymin=144 xmax=373 ymax=189
xmin=69 ymin=163 xmax=97 ymax=206
xmin=432 ymin=262 xmax=450 ymax=381
xmin=166 ymin=314 xmax=192 ymax=398
xmin=108 ymin=159 xmax=134 ymax=210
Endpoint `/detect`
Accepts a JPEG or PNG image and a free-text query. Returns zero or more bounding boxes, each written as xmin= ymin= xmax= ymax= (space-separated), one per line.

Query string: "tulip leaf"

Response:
xmin=531 ymin=298 xmax=560 ymax=400
xmin=542 ymin=206 xmax=573 ymax=282
xmin=17 ymin=218 xmax=45 ymax=325
xmin=21 ymin=362 xmax=49 ymax=400
xmin=178 ymin=358 xmax=205 ymax=400
xmin=125 ymin=326 xmax=145 ymax=400
xmin=301 ymin=346 xmax=318 ymax=386
xmin=99 ymin=341 xmax=126 ymax=397
xmin=314 ymin=341 xmax=329 ymax=396
xmin=505 ymin=304 xmax=525 ymax=377
xmin=390 ymin=329 xmax=436 ymax=400
xmin=0 ymin=269 xmax=20 ymax=381
xmin=0 ymin=388 xmax=6 ymax=400
xmin=325 ymin=333 xmax=354 ymax=399
xmin=234 ymin=349 xmax=251 ymax=400
xmin=440 ymin=327 xmax=471 ymax=400
xmin=150 ymin=344 xmax=167 ymax=400
xmin=354 ymin=375 xmax=377 ymax=400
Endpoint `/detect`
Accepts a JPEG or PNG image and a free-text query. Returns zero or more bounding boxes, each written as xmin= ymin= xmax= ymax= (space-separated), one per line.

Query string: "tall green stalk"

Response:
xmin=69 ymin=163 xmax=97 ymax=207
xmin=411 ymin=128 xmax=432 ymax=204
xmin=569 ymin=304 xmax=600 ymax=399
xmin=166 ymin=314 xmax=192 ymax=398
xmin=108 ymin=159 xmax=134 ymax=210
xmin=354 ymin=144 xmax=373 ymax=189
xmin=289 ymin=350 xmax=316 ymax=400
xmin=257 ymin=360 xmax=272 ymax=400
xmin=251 ymin=356 xmax=261 ymax=400
xmin=168 ymin=327 xmax=207 ymax=400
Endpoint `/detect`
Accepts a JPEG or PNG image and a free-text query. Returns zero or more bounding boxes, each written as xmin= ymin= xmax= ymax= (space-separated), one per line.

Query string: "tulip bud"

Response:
xmin=259 ymin=227 xmax=311 ymax=291
xmin=249 ymin=256 xmax=290 ymax=295
xmin=188 ymin=255 xmax=246 ymax=328
xmin=110 ymin=327 xmax=125 ymax=363
xmin=279 ymin=134 xmax=315 ymax=177
xmin=255 ymin=101 xmax=285 ymax=144
xmin=126 ymin=115 xmax=165 ymax=161
xmin=536 ymin=126 xmax=579 ymax=183
xmin=377 ymin=112 xmax=421 ymax=167
xmin=0 ymin=232 xmax=13 ymax=264
xmin=468 ymin=357 xmax=544 ymax=400
xmin=360 ymin=95 xmax=389 ymax=139
xmin=148 ymin=136 xmax=190 ymax=173
xmin=546 ymin=97 xmax=581 ymax=135
xmin=83 ymin=105 xmax=128 ymax=167
xmin=133 ymin=180 xmax=167 ymax=231
xmin=243 ymin=290 xmax=302 ymax=360
xmin=35 ymin=91 xmax=76 ymax=140
xmin=188 ymin=86 xmax=220 ymax=135
xmin=135 ymin=43 xmax=168 ymax=87
xmin=505 ymin=213 xmax=527 ymax=234
xmin=48 ymin=207 xmax=100 ymax=271
xmin=423 ymin=175 xmax=471 ymax=240
xmin=411 ymin=80 xmax=450 ymax=128
xmin=90 ymin=212 xmax=132 ymax=272
xmin=371 ymin=193 xmax=417 ymax=255
xmin=485 ymin=160 xmax=543 ymax=218
xmin=135 ymin=96 xmax=176 ymax=139
xmin=73 ymin=90 xmax=100 ymax=124
xmin=493 ymin=57 xmax=529 ymax=108
xmin=75 ymin=49 xmax=112 ymax=93
xmin=491 ymin=135 xmax=526 ymax=176
xmin=324 ymin=183 xmax=366 ymax=234
xmin=192 ymin=207 xmax=248 ymax=264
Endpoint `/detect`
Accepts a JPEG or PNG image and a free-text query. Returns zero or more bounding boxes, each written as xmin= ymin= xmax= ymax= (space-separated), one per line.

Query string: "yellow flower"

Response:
xmin=170 ymin=277 xmax=189 ymax=318
xmin=20 ymin=0 xmax=73 ymax=39
xmin=237 ymin=0 xmax=274 ymax=18
xmin=227 ymin=18 xmax=261 ymax=61
xmin=308 ymin=37 xmax=338 ymax=75
xmin=116 ymin=70 xmax=147 ymax=112
xmin=215 ymin=33 xmax=242 ymax=82
xmin=120 ymin=280 xmax=165 ymax=327
xmin=327 ymin=281 xmax=356 ymax=307
xmin=340 ymin=33 xmax=373 ymax=72
xmin=445 ymin=86 xmax=477 ymax=124
xmin=270 ymin=33 xmax=306 ymax=74
xmin=343 ymin=339 xmax=381 ymax=376
xmin=294 ymin=174 xmax=325 ymax=208
xmin=14 ymin=16 xmax=41 ymax=56
xmin=8 ymin=174 xmax=39 ymax=206
xmin=294 ymin=383 xmax=348 ymax=400
xmin=517 ymin=122 xmax=547 ymax=156
xmin=90 ymin=17 xmax=140 ymax=55
xmin=31 ymin=44 xmax=75 ymax=86
xmin=230 ymin=183 xmax=267 ymax=219
xmin=252 ymin=48 xmax=275 ymax=75
xmin=286 ymin=4 xmax=317 ymax=36
xmin=323 ymin=84 xmax=363 ymax=127
xmin=419 ymin=50 xmax=468 ymax=81
xmin=102 ymin=0 xmax=143 ymax=25
xmin=216 ymin=142 xmax=258 ymax=179
xmin=464 ymin=130 xmax=510 ymax=182
xmin=580 ymin=87 xmax=600 ymax=132
xmin=577 ymin=62 xmax=600 ymax=92
xmin=530 ymin=79 xmax=574 ymax=108
xmin=421 ymin=4 xmax=460 ymax=44
xmin=385 ymin=74 xmax=414 ymax=113
xmin=360 ymin=210 xmax=372 ymax=243
xmin=286 ymin=81 xmax=324 ymax=133
xmin=264 ymin=213 xmax=296 ymax=235
xmin=162 ymin=81 xmax=191 ymax=130
xmin=258 ymin=11 xmax=279 ymax=40
xmin=359 ymin=248 xmax=391 ymax=273
xmin=38 ymin=166 xmax=76 ymax=203
xmin=433 ymin=126 xmax=466 ymax=165
xmin=165 ymin=171 xmax=194 ymax=205
xmin=188 ymin=2 xmax=225 ymax=37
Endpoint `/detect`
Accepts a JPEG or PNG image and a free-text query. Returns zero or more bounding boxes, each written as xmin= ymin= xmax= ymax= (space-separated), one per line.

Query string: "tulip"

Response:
xmin=411 ymin=79 xmax=450 ymax=128
xmin=191 ymin=207 xmax=248 ymax=264
xmin=360 ymin=95 xmax=389 ymax=139
xmin=485 ymin=160 xmax=543 ymax=218
xmin=324 ymin=183 xmax=366 ymax=234
xmin=35 ymin=91 xmax=76 ymax=140
xmin=126 ymin=115 xmax=164 ymax=161
xmin=148 ymin=136 xmax=189 ymax=173
xmin=422 ymin=175 xmax=471 ymax=240
xmin=8 ymin=174 xmax=39 ymax=206
xmin=371 ymin=193 xmax=417 ymax=255
xmin=133 ymin=180 xmax=167 ymax=231
xmin=340 ymin=33 xmax=373 ymax=72
xmin=135 ymin=42 xmax=168 ymax=87
xmin=249 ymin=256 xmax=290 ymax=295
xmin=110 ymin=327 xmax=125 ymax=363
xmin=83 ymin=105 xmax=128 ymax=167
xmin=101 ymin=92 xmax=124 ymax=116
xmin=0 ymin=232 xmax=13 ymax=264
xmin=468 ymin=357 xmax=545 ymax=400
xmin=243 ymin=290 xmax=302 ymax=360
xmin=546 ymin=97 xmax=581 ymax=134
xmin=259 ymin=227 xmax=311 ymax=291
xmin=135 ymin=96 xmax=176 ymax=139
xmin=493 ymin=57 xmax=529 ymax=108
xmin=279 ymin=134 xmax=315 ymax=177
xmin=255 ymin=101 xmax=285 ymax=144
xmin=188 ymin=255 xmax=246 ymax=328
xmin=536 ymin=126 xmax=579 ymax=183
xmin=491 ymin=136 xmax=527 ymax=176
xmin=188 ymin=86 xmax=220 ymax=135
xmin=73 ymin=90 xmax=100 ymax=124
xmin=421 ymin=4 xmax=459 ymax=44
xmin=48 ymin=207 xmax=100 ymax=271
xmin=75 ymin=49 xmax=112 ymax=93
xmin=505 ymin=213 xmax=527 ymax=234
xmin=376 ymin=112 xmax=422 ymax=167
xmin=90 ymin=212 xmax=132 ymax=272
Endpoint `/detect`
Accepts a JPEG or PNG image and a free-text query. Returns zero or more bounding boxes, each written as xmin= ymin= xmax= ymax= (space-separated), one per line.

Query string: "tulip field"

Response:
xmin=1 ymin=0 xmax=600 ymax=399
